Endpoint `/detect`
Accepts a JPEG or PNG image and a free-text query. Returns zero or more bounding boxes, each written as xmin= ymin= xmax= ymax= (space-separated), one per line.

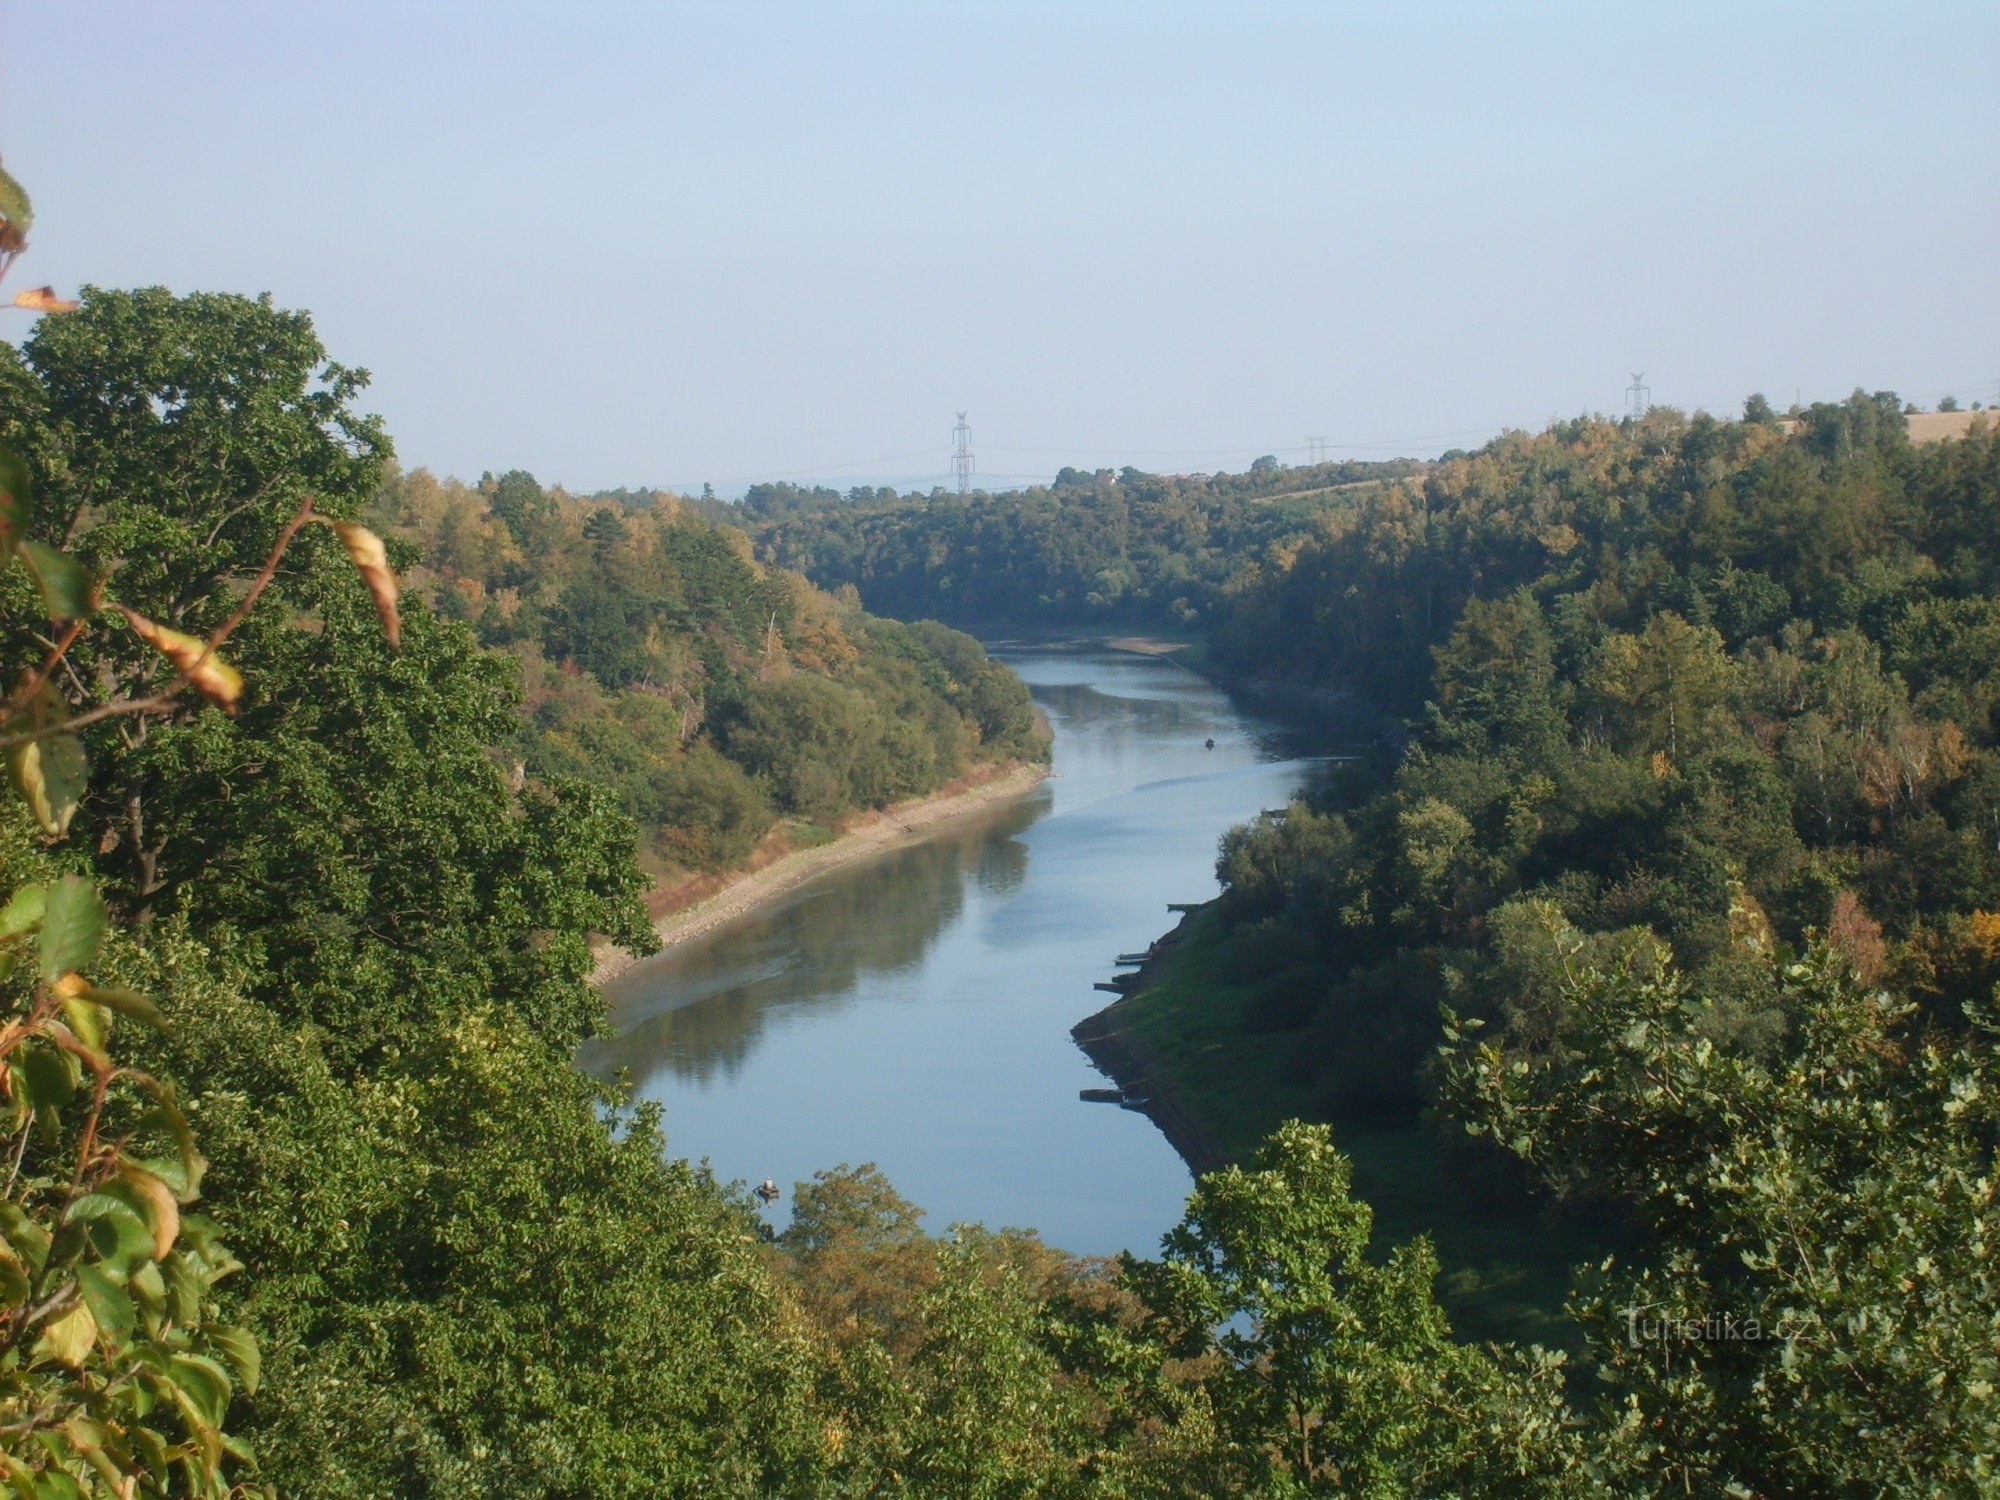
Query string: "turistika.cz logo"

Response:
xmin=1622 ymin=1304 xmax=1804 ymax=1348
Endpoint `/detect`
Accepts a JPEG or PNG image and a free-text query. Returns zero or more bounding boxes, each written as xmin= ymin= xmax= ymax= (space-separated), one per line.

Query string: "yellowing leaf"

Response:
xmin=123 ymin=1167 xmax=182 ymax=1260
xmin=7 ymin=732 xmax=87 ymax=838
xmin=118 ymin=609 xmax=243 ymax=712
xmin=35 ymin=1300 xmax=97 ymax=1368
xmin=10 ymin=285 xmax=77 ymax=314
xmin=331 ymin=520 xmax=401 ymax=647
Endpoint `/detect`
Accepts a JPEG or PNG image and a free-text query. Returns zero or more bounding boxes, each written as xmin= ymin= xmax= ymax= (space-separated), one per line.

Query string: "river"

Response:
xmin=582 ymin=645 xmax=1323 ymax=1257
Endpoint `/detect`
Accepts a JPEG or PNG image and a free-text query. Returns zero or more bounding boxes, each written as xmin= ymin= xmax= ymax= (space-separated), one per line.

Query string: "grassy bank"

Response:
xmin=1094 ymin=905 xmax=1610 ymax=1348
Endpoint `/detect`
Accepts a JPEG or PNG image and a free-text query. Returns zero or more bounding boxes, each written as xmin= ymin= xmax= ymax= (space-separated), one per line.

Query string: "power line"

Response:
xmin=978 ymin=427 xmax=1496 ymax=459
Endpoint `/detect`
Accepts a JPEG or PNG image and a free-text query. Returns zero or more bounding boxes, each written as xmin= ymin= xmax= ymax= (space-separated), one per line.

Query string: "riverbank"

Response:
xmin=1071 ymin=908 xmax=1232 ymax=1176
xmin=591 ymin=758 xmax=1050 ymax=985
xmin=1074 ymin=902 xmax=1601 ymax=1347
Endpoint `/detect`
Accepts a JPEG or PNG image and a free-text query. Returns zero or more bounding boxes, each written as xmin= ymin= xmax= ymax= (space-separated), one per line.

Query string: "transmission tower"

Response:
xmin=1305 ymin=435 xmax=1330 ymax=465
xmin=952 ymin=411 xmax=974 ymax=496
xmin=1626 ymin=372 xmax=1651 ymax=421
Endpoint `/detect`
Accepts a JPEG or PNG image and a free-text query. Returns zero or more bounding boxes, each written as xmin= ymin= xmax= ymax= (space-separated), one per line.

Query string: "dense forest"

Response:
xmin=1127 ymin=400 xmax=2000 ymax=1490
xmin=722 ymin=393 xmax=2000 ymax=1492
xmin=1 ymin=147 xmax=1996 ymax=1492
xmin=746 ymin=458 xmax=1423 ymax=634
xmin=1197 ymin=398 xmax=2000 ymax=1124
xmin=363 ymin=465 xmax=1041 ymax=880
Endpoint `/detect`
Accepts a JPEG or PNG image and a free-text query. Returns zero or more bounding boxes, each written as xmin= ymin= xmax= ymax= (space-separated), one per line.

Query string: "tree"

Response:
xmin=1586 ymin=611 xmax=1738 ymax=762
xmin=0 ymin=176 xmax=404 ymax=1496
xmin=1448 ymin=941 xmax=2000 ymax=1495
xmin=1122 ymin=1122 xmax=1587 ymax=1497
xmin=1 ymin=288 xmax=654 ymax=1065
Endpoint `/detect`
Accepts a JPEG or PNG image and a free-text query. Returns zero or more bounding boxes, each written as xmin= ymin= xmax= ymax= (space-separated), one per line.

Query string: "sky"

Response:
xmin=3 ymin=1 xmax=1996 ymax=495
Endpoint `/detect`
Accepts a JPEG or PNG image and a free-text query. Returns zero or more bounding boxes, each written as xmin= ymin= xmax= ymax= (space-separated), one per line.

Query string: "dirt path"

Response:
xmin=591 ymin=760 xmax=1050 ymax=985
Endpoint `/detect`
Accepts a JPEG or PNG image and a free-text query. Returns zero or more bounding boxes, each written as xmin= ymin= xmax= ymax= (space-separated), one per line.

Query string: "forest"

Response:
xmin=745 ymin=457 xmax=1424 ymax=633
xmin=0 ymin=163 xmax=1996 ymax=1496
xmin=364 ymin=464 xmax=1042 ymax=880
xmin=727 ymin=393 xmax=2000 ymax=1493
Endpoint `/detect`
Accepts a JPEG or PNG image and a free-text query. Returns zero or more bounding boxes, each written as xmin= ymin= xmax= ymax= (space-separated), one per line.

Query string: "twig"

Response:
xmin=204 ymin=493 xmax=317 ymax=654
xmin=0 ymin=692 xmax=178 ymax=752
xmin=2 ymin=613 xmax=92 ymax=721
xmin=0 ymin=493 xmax=318 ymax=752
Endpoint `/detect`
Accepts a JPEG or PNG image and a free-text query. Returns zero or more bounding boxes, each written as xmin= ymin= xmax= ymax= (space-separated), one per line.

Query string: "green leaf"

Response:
xmin=15 ymin=1045 xmax=77 ymax=1111
xmin=0 ymin=1252 xmax=29 ymax=1308
xmin=128 ymin=1258 xmax=166 ymax=1314
xmin=74 ymin=1262 xmax=136 ymax=1335
xmin=167 ymin=1352 xmax=233 ymax=1428
xmin=81 ymin=984 xmax=164 ymax=1027
xmin=0 ymin=440 xmax=28 ymax=551
xmin=7 ymin=733 xmax=88 ymax=839
xmin=38 ymin=875 xmax=107 ymax=981
xmin=0 ymin=160 xmax=33 ymax=234
xmin=68 ymin=1196 xmax=154 ymax=1277
xmin=162 ymin=1253 xmax=202 ymax=1327
xmin=0 ymin=883 xmax=46 ymax=940
xmin=209 ymin=1325 xmax=260 ymax=1396
xmin=58 ymin=997 xmax=104 ymax=1052
xmin=17 ymin=541 xmax=96 ymax=620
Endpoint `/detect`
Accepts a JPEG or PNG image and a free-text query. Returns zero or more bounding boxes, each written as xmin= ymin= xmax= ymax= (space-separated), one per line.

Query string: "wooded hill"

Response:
xmin=743 ymin=457 xmax=1427 ymax=632
xmin=366 ymin=465 xmax=1043 ymax=879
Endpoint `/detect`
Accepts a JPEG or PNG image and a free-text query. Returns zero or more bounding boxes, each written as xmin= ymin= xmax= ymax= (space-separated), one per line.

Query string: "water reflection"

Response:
xmin=583 ymin=646 xmax=1322 ymax=1256
xmin=585 ymin=796 xmax=1042 ymax=1085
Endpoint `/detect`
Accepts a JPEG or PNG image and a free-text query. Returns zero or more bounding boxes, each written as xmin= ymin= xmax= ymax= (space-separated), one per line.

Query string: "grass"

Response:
xmin=1120 ymin=908 xmax=1611 ymax=1349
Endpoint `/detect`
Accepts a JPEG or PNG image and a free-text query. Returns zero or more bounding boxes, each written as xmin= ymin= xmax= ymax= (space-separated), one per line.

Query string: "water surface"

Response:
xmin=585 ymin=647 xmax=1319 ymax=1256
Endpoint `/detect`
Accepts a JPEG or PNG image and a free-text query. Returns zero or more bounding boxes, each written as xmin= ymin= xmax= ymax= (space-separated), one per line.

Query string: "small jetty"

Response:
xmin=1071 ymin=903 xmax=1230 ymax=1177
xmin=1166 ymin=902 xmax=1201 ymax=913
xmin=1092 ymin=980 xmax=1124 ymax=994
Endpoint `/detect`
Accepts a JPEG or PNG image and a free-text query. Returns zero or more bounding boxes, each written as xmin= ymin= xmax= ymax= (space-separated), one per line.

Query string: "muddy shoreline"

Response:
xmin=1070 ymin=908 xmax=1231 ymax=1179
xmin=591 ymin=758 xmax=1050 ymax=986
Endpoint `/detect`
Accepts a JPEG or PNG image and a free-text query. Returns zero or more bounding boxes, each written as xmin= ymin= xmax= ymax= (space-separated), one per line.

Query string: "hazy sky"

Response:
xmin=4 ymin=2 xmax=1996 ymax=494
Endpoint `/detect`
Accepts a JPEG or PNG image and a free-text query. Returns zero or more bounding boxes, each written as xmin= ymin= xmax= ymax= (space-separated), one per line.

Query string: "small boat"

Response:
xmin=754 ymin=1178 xmax=781 ymax=1205
xmin=1115 ymin=952 xmax=1150 ymax=965
xmin=1079 ymin=1087 xmax=1124 ymax=1104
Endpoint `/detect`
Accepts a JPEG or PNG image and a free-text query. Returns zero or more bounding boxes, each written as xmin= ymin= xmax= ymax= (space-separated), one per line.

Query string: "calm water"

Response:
xmin=583 ymin=647 xmax=1321 ymax=1257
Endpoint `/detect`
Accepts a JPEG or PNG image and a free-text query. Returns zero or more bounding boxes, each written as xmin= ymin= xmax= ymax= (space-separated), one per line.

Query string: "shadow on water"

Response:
xmin=584 ymin=795 xmax=1042 ymax=1088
